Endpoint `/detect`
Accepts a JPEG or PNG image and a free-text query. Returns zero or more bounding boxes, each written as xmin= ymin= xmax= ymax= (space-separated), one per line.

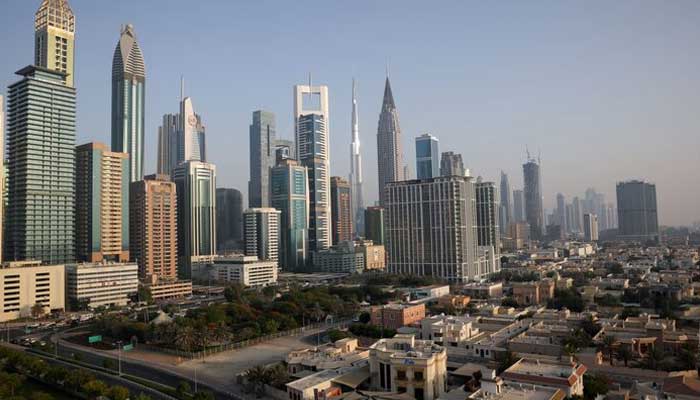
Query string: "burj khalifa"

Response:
xmin=349 ymin=79 xmax=365 ymax=236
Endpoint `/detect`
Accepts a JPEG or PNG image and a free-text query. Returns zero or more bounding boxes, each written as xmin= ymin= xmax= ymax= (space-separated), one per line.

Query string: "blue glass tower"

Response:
xmin=415 ymin=133 xmax=439 ymax=179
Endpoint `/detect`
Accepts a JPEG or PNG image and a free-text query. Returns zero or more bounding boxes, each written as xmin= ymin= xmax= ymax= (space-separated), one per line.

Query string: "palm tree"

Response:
xmin=677 ymin=343 xmax=698 ymax=370
xmin=244 ymin=365 xmax=269 ymax=397
xmin=563 ymin=342 xmax=580 ymax=362
xmin=641 ymin=345 xmax=665 ymax=371
xmin=616 ymin=345 xmax=633 ymax=367
xmin=174 ymin=325 xmax=197 ymax=352
xmin=601 ymin=335 xmax=617 ymax=366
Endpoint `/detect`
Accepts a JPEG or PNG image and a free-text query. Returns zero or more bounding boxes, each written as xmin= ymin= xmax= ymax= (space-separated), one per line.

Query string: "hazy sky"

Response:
xmin=1 ymin=1 xmax=699 ymax=226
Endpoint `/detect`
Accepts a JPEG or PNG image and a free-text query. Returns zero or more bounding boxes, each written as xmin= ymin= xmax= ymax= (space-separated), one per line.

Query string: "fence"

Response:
xmin=142 ymin=319 xmax=352 ymax=360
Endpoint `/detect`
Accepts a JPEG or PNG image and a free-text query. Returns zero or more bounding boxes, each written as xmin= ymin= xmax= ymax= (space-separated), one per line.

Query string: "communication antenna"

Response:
xmin=180 ymin=75 xmax=185 ymax=102
xmin=525 ymin=145 xmax=531 ymax=161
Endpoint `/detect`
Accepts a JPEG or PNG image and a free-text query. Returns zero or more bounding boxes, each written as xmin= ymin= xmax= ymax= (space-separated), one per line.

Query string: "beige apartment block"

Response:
xmin=1 ymin=262 xmax=65 ymax=322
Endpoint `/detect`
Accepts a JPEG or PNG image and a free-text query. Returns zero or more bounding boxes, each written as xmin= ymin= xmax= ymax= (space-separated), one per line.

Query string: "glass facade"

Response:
xmin=271 ymin=162 xmax=309 ymax=271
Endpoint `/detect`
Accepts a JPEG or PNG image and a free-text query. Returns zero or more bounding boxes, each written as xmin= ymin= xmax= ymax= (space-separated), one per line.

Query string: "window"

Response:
xmin=397 ymin=370 xmax=406 ymax=380
xmin=414 ymin=371 xmax=424 ymax=381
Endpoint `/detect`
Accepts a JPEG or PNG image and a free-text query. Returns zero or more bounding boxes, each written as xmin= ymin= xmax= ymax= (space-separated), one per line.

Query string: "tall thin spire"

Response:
xmin=350 ymin=78 xmax=364 ymax=235
xmin=377 ymin=74 xmax=403 ymax=205
xmin=180 ymin=75 xmax=185 ymax=102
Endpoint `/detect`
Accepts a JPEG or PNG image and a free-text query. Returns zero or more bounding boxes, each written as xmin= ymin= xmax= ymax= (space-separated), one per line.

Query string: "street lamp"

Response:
xmin=116 ymin=340 xmax=122 ymax=376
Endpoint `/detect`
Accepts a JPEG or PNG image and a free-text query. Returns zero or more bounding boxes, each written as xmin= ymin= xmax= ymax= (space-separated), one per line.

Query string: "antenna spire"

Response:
xmin=180 ymin=75 xmax=185 ymax=102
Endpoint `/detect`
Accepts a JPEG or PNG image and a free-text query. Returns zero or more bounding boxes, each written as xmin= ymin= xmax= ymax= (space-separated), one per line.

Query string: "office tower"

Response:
xmin=172 ymin=161 xmax=216 ymax=278
xmin=244 ymin=208 xmax=280 ymax=262
xmin=156 ymin=81 xmax=206 ymax=175
xmin=274 ymin=139 xmax=295 ymax=161
xmin=512 ymin=189 xmax=525 ymax=223
xmin=556 ymin=193 xmax=568 ymax=233
xmin=66 ymin=262 xmax=138 ymax=309
xmin=271 ymin=159 xmax=309 ymax=271
xmin=349 ymin=79 xmax=365 ymax=235
xmin=376 ymin=76 xmax=403 ymax=204
xmin=294 ymin=83 xmax=331 ymax=251
xmin=331 ymin=177 xmax=353 ymax=243
xmin=440 ymin=152 xmax=465 ymax=177
xmin=385 ymin=176 xmax=479 ymax=282
xmin=216 ymin=188 xmax=243 ymax=253
xmin=616 ymin=180 xmax=659 ymax=242
xmin=34 ymin=0 xmax=75 ymax=87
xmin=572 ymin=197 xmax=583 ymax=233
xmin=248 ymin=110 xmax=276 ymax=208
xmin=499 ymin=172 xmax=512 ymax=234
xmin=111 ymin=24 xmax=145 ymax=182
xmin=583 ymin=213 xmax=599 ymax=242
xmin=129 ymin=175 xmax=177 ymax=282
xmin=364 ymin=206 xmax=385 ymax=245
xmin=522 ymin=158 xmax=544 ymax=240
xmin=0 ymin=95 xmax=3 ymax=263
xmin=5 ymin=66 xmax=75 ymax=264
xmin=475 ymin=181 xmax=501 ymax=276
xmin=606 ymin=203 xmax=617 ymax=229
xmin=415 ymin=133 xmax=439 ymax=179
xmin=75 ymin=142 xmax=129 ymax=262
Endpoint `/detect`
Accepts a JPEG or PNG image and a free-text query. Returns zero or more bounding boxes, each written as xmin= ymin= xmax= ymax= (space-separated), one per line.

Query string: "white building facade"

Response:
xmin=66 ymin=262 xmax=138 ymax=309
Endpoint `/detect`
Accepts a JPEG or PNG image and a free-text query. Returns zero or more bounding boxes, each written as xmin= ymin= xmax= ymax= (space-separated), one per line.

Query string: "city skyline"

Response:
xmin=1 ymin=1 xmax=699 ymax=225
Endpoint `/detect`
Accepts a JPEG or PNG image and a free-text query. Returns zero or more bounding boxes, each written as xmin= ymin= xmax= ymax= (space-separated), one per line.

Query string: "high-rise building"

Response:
xmin=157 ymin=81 xmax=206 ymax=175
xmin=248 ymin=110 xmax=276 ymax=208
xmin=5 ymin=66 xmax=76 ymax=264
xmin=216 ymin=188 xmax=243 ymax=253
xmin=385 ymin=176 xmax=479 ymax=282
xmin=364 ymin=206 xmax=385 ymax=245
xmin=244 ymin=208 xmax=280 ymax=262
xmin=499 ymin=172 xmax=512 ymax=234
xmin=75 ymin=142 xmax=129 ymax=263
xmin=523 ymin=158 xmax=544 ymax=241
xmin=111 ymin=24 xmax=146 ymax=182
xmin=512 ymin=189 xmax=525 ymax=223
xmin=475 ymin=181 xmax=501 ymax=276
xmin=349 ymin=79 xmax=365 ymax=236
xmin=440 ymin=152 xmax=465 ymax=177
xmin=415 ymin=133 xmax=440 ymax=179
xmin=34 ymin=0 xmax=75 ymax=87
xmin=376 ymin=77 xmax=403 ymax=204
xmin=129 ymin=175 xmax=177 ymax=282
xmin=295 ymin=83 xmax=331 ymax=251
xmin=271 ymin=159 xmax=309 ymax=271
xmin=556 ymin=193 xmax=567 ymax=233
xmin=583 ymin=213 xmax=599 ymax=242
xmin=0 ymin=95 xmax=4 ymax=263
xmin=331 ymin=177 xmax=353 ymax=244
xmin=172 ymin=161 xmax=216 ymax=278
xmin=571 ymin=197 xmax=583 ymax=233
xmin=616 ymin=180 xmax=659 ymax=242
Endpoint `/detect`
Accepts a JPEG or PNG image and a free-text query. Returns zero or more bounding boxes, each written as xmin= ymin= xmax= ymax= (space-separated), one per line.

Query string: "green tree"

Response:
xmin=640 ymin=346 xmax=665 ymax=371
xmin=601 ymin=335 xmax=617 ymax=366
xmin=102 ymin=358 xmax=116 ymax=371
xmin=678 ymin=343 xmax=698 ymax=370
xmin=31 ymin=392 xmax=55 ymax=400
xmin=192 ymin=391 xmax=215 ymax=400
xmin=133 ymin=394 xmax=153 ymax=400
xmin=176 ymin=381 xmax=192 ymax=399
xmin=501 ymin=297 xmax=519 ymax=308
xmin=244 ymin=365 xmax=269 ymax=397
xmin=175 ymin=325 xmax=197 ymax=352
xmin=82 ymin=379 xmax=108 ymax=399
xmin=328 ymin=329 xmax=349 ymax=343
xmin=583 ymin=373 xmax=610 ymax=400
xmin=0 ymin=372 xmax=25 ymax=397
xmin=31 ymin=303 xmax=45 ymax=318
xmin=495 ymin=350 xmax=518 ymax=374
xmin=108 ymin=386 xmax=130 ymax=400
xmin=616 ymin=346 xmax=634 ymax=367
xmin=137 ymin=285 xmax=153 ymax=304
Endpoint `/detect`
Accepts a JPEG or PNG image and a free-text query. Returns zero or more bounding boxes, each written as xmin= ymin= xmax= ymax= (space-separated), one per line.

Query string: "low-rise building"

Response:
xmin=0 ymin=262 xmax=65 ymax=322
xmin=468 ymin=384 xmax=566 ymax=400
xmin=461 ymin=282 xmax=503 ymax=299
xmin=369 ymin=334 xmax=447 ymax=400
xmin=65 ymin=262 xmax=139 ymax=309
xmin=286 ymin=338 xmax=369 ymax=374
xmin=438 ymin=295 xmax=471 ymax=310
xmin=355 ymin=240 xmax=386 ymax=271
xmin=286 ymin=365 xmax=369 ymax=400
xmin=408 ymin=285 xmax=450 ymax=301
xmin=146 ymin=280 xmax=193 ymax=300
xmin=210 ymin=255 xmax=277 ymax=288
xmin=370 ymin=303 xmax=426 ymax=331
xmin=512 ymin=279 xmax=555 ymax=306
xmin=500 ymin=358 xmax=587 ymax=397
xmin=313 ymin=242 xmax=365 ymax=274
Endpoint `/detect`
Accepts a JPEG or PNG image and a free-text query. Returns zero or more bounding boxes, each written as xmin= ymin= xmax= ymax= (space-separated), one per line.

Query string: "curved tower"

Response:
xmin=111 ymin=24 xmax=146 ymax=181
xmin=376 ymin=76 xmax=403 ymax=204
xmin=349 ymin=79 xmax=364 ymax=235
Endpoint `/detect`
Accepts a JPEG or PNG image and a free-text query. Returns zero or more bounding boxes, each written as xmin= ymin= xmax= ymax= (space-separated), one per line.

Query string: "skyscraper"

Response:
xmin=330 ymin=177 xmax=353 ymax=243
xmin=556 ymin=193 xmax=567 ymax=233
xmin=157 ymin=81 xmax=206 ymax=175
xmin=583 ymin=213 xmax=599 ymax=242
xmin=248 ymin=110 xmax=276 ymax=208
xmin=172 ymin=161 xmax=216 ymax=278
xmin=499 ymin=172 xmax=512 ymax=233
xmin=415 ymin=133 xmax=440 ymax=179
xmin=0 ymin=95 xmax=4 ymax=263
xmin=572 ymin=197 xmax=583 ymax=233
xmin=385 ymin=176 xmax=479 ymax=282
xmin=364 ymin=206 xmax=385 ymax=246
xmin=376 ymin=77 xmax=403 ymax=204
xmin=75 ymin=142 xmax=130 ymax=262
xmin=34 ymin=0 xmax=75 ymax=87
xmin=271 ymin=158 xmax=309 ymax=271
xmin=616 ymin=180 xmax=659 ymax=242
xmin=111 ymin=24 xmax=145 ymax=182
xmin=216 ymin=188 xmax=243 ymax=253
xmin=244 ymin=208 xmax=281 ymax=262
xmin=5 ymin=66 xmax=76 ymax=264
xmin=129 ymin=175 xmax=177 ymax=282
xmin=513 ymin=189 xmax=525 ymax=223
xmin=294 ymin=83 xmax=331 ymax=251
xmin=349 ymin=79 xmax=365 ymax=235
xmin=440 ymin=152 xmax=465 ymax=177
xmin=523 ymin=158 xmax=544 ymax=240
xmin=475 ymin=181 xmax=501 ymax=276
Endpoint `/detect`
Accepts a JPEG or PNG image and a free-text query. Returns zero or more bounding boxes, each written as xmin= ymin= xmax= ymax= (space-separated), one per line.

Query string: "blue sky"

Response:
xmin=1 ymin=0 xmax=699 ymax=225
